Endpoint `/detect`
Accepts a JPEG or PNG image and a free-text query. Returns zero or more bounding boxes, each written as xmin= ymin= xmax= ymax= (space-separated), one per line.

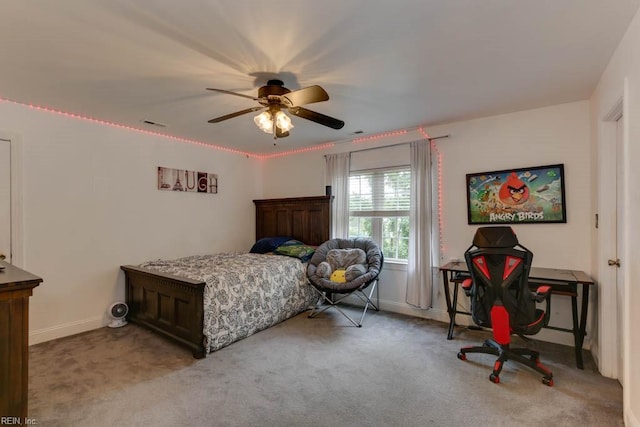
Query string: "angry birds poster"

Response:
xmin=466 ymin=164 xmax=566 ymax=224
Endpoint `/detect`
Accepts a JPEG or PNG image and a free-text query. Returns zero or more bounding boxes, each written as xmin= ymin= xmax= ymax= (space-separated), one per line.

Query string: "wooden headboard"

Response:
xmin=253 ymin=196 xmax=332 ymax=246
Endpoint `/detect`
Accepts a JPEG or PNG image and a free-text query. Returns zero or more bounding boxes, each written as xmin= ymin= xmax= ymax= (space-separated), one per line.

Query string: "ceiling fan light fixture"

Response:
xmin=254 ymin=110 xmax=274 ymax=133
xmin=274 ymin=110 xmax=294 ymax=132
xmin=253 ymin=109 xmax=294 ymax=134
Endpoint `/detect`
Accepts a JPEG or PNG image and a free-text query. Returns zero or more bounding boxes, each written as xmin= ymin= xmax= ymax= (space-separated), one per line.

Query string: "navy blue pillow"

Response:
xmin=249 ymin=236 xmax=293 ymax=254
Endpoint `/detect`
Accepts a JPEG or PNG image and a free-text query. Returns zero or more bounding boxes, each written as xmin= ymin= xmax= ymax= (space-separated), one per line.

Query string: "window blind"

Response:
xmin=349 ymin=166 xmax=410 ymax=217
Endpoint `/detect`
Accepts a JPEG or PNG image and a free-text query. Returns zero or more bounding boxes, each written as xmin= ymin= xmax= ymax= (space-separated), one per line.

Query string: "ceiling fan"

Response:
xmin=206 ymin=79 xmax=345 ymax=139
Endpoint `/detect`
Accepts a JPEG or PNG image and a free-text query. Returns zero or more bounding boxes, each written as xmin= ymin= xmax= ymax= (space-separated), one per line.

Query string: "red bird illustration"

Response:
xmin=499 ymin=172 xmax=530 ymax=205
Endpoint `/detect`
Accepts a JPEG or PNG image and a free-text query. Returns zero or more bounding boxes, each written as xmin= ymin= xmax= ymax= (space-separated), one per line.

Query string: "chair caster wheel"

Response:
xmin=542 ymin=378 xmax=554 ymax=387
xmin=489 ymin=373 xmax=500 ymax=384
xmin=457 ymin=352 xmax=466 ymax=361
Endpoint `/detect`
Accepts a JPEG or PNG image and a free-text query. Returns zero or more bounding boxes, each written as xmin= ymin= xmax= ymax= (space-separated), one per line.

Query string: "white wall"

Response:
xmin=431 ymin=102 xmax=591 ymax=272
xmin=0 ymin=101 xmax=263 ymax=343
xmin=430 ymin=101 xmax=593 ymax=347
xmin=264 ymin=100 xmax=593 ymax=347
xmin=591 ymin=6 xmax=640 ymax=425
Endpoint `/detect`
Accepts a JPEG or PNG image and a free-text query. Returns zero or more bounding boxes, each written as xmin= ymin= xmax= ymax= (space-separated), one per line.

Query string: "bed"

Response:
xmin=120 ymin=196 xmax=331 ymax=358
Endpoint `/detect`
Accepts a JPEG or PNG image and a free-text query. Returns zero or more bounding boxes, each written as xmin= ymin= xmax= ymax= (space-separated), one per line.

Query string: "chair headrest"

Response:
xmin=472 ymin=226 xmax=519 ymax=248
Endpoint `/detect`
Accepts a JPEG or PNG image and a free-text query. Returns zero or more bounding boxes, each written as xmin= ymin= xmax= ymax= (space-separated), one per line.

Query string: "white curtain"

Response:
xmin=406 ymin=140 xmax=433 ymax=308
xmin=325 ymin=152 xmax=351 ymax=238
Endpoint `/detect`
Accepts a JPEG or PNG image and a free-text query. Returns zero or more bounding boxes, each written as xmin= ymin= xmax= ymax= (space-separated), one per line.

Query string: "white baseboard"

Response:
xmin=377 ymin=299 xmax=450 ymax=323
xmin=590 ymin=341 xmax=601 ymax=371
xmin=626 ymin=406 xmax=640 ymax=427
xmin=29 ymin=316 xmax=105 ymax=345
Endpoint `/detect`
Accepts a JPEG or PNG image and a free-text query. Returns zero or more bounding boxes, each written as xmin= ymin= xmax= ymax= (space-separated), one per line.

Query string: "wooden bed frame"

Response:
xmin=121 ymin=196 xmax=331 ymax=358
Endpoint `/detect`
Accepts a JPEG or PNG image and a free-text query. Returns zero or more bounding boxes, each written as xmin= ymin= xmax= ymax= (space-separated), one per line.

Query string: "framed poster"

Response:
xmin=466 ymin=164 xmax=566 ymax=224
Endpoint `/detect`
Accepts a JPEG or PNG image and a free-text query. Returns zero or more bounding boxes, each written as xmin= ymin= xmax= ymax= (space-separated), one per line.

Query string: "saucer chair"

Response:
xmin=307 ymin=238 xmax=383 ymax=327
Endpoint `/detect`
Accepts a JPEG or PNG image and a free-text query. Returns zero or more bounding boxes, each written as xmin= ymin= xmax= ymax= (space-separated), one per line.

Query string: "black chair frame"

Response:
xmin=307 ymin=238 xmax=383 ymax=327
xmin=456 ymin=226 xmax=554 ymax=386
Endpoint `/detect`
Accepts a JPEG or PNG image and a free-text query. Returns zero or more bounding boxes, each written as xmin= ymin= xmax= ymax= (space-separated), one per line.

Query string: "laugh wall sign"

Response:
xmin=157 ymin=166 xmax=218 ymax=194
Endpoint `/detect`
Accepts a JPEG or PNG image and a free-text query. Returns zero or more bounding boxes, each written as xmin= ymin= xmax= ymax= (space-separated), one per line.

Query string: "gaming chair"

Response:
xmin=457 ymin=226 xmax=554 ymax=386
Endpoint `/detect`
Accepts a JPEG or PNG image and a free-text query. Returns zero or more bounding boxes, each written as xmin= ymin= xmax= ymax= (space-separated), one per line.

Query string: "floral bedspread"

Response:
xmin=138 ymin=253 xmax=317 ymax=353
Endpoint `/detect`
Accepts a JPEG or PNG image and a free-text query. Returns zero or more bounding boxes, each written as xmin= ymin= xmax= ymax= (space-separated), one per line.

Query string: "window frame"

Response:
xmin=348 ymin=165 xmax=411 ymax=263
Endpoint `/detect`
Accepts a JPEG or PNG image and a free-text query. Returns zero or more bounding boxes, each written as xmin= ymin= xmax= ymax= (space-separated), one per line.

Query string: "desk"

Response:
xmin=439 ymin=261 xmax=594 ymax=369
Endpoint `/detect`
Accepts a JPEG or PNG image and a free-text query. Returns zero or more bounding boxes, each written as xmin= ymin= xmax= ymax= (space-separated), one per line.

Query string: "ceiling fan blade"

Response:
xmin=206 ymin=88 xmax=258 ymax=101
xmin=208 ymin=107 xmax=264 ymax=123
xmin=288 ymin=107 xmax=345 ymax=129
xmin=282 ymin=85 xmax=329 ymax=107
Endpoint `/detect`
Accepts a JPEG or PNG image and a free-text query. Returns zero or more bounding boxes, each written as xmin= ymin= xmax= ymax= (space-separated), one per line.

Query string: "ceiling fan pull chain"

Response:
xmin=272 ymin=115 xmax=277 ymax=139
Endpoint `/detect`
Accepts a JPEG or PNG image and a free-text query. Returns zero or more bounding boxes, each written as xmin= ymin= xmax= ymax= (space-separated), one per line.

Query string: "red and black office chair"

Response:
xmin=457 ymin=226 xmax=554 ymax=386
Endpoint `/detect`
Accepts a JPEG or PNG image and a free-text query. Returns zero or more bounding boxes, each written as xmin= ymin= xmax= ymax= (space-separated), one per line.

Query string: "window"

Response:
xmin=348 ymin=166 xmax=410 ymax=262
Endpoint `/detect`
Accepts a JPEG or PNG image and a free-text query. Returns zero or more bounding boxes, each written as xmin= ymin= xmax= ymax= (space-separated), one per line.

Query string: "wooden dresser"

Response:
xmin=0 ymin=261 xmax=42 ymax=420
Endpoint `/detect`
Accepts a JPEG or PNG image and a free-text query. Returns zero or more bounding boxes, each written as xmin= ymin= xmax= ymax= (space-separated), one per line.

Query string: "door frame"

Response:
xmin=0 ymin=131 xmax=24 ymax=267
xmin=614 ymin=114 xmax=625 ymax=385
xmin=596 ymin=92 xmax=627 ymax=383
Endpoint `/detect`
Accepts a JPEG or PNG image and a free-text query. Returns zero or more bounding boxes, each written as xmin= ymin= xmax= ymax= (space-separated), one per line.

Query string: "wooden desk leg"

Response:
xmin=570 ymin=286 xmax=584 ymax=369
xmin=575 ymin=284 xmax=590 ymax=370
xmin=450 ymin=282 xmax=461 ymax=337
xmin=442 ymin=270 xmax=456 ymax=339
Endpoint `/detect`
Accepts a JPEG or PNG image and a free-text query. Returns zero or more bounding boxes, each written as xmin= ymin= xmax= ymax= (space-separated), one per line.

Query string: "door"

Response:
xmin=0 ymin=138 xmax=10 ymax=263
xmin=615 ymin=115 xmax=624 ymax=385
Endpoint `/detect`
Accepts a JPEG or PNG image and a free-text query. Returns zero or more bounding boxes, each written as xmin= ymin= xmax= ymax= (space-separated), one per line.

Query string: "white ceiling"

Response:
xmin=1 ymin=0 xmax=638 ymax=155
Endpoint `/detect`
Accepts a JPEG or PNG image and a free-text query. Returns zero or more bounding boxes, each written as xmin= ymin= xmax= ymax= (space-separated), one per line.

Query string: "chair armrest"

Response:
xmin=533 ymin=285 xmax=551 ymax=303
xmin=462 ymin=278 xmax=473 ymax=296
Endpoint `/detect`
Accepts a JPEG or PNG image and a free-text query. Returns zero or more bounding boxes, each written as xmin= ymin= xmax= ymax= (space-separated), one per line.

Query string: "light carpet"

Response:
xmin=28 ymin=308 xmax=622 ymax=426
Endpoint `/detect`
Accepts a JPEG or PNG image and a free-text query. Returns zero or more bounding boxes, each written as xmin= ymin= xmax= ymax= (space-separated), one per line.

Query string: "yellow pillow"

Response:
xmin=330 ymin=269 xmax=347 ymax=283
